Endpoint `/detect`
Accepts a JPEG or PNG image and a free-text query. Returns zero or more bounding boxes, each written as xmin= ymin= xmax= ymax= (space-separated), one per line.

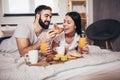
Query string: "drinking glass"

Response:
xmin=40 ymin=42 xmax=48 ymax=54
xmin=78 ymin=38 xmax=87 ymax=48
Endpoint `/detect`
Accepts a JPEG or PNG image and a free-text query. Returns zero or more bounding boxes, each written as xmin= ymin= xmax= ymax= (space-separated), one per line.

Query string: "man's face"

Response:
xmin=39 ymin=10 xmax=52 ymax=29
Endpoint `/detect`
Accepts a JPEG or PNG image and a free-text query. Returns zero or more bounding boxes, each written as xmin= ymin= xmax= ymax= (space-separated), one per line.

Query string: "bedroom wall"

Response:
xmin=0 ymin=0 xmax=93 ymax=27
xmin=0 ymin=0 xmax=67 ymax=25
xmin=93 ymin=0 xmax=120 ymax=22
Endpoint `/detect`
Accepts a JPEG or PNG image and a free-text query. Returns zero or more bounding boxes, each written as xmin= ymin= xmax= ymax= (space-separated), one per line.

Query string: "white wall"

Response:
xmin=0 ymin=0 xmax=93 ymax=26
xmin=87 ymin=0 xmax=93 ymax=27
xmin=0 ymin=0 xmax=67 ymax=25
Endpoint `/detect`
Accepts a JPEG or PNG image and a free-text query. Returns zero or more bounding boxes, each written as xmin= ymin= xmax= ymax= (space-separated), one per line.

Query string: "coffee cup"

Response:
xmin=54 ymin=46 xmax=65 ymax=55
xmin=26 ymin=50 xmax=39 ymax=64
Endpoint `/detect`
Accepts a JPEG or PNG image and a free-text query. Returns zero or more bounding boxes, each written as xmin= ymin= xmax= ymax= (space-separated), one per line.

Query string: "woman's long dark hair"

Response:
xmin=66 ymin=12 xmax=82 ymax=35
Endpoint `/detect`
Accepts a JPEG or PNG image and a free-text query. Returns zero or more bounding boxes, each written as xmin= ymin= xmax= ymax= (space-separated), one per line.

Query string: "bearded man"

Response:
xmin=0 ymin=5 xmax=56 ymax=57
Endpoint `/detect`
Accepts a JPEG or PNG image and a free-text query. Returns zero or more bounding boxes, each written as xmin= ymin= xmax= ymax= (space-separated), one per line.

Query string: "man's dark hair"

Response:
xmin=35 ymin=5 xmax=52 ymax=15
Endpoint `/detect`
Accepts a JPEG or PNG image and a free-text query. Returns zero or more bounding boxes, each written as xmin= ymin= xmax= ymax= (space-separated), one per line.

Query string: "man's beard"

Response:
xmin=39 ymin=18 xmax=50 ymax=29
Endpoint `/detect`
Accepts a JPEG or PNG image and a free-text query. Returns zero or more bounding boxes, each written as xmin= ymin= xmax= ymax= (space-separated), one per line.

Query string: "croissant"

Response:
xmin=66 ymin=52 xmax=83 ymax=59
xmin=53 ymin=24 xmax=63 ymax=34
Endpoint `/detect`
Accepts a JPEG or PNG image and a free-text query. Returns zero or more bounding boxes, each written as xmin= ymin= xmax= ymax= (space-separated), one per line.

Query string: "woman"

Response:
xmin=52 ymin=11 xmax=89 ymax=54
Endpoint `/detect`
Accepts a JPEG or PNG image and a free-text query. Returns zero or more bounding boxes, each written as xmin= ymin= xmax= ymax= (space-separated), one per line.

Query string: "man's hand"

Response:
xmin=42 ymin=30 xmax=56 ymax=42
xmin=45 ymin=44 xmax=53 ymax=55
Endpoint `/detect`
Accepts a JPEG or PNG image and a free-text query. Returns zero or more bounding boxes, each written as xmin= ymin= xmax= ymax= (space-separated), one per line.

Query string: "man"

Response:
xmin=0 ymin=5 xmax=56 ymax=57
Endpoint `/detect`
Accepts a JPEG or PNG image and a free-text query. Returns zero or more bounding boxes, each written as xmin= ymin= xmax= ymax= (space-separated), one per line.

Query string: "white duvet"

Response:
xmin=0 ymin=46 xmax=120 ymax=80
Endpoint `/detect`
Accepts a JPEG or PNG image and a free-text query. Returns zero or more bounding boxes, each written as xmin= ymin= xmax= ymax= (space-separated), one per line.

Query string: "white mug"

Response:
xmin=26 ymin=50 xmax=39 ymax=64
xmin=54 ymin=46 xmax=65 ymax=55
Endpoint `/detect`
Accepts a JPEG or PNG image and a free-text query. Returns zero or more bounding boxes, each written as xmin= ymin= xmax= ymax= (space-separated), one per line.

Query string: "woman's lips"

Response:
xmin=63 ymin=28 xmax=69 ymax=32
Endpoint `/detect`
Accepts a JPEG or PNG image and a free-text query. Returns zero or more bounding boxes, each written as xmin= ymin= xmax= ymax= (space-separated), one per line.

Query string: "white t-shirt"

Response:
xmin=0 ymin=24 xmax=48 ymax=55
xmin=53 ymin=32 xmax=80 ymax=52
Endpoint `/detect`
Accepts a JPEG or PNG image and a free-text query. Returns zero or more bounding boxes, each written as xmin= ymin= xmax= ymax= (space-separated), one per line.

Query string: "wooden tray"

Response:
xmin=26 ymin=56 xmax=82 ymax=67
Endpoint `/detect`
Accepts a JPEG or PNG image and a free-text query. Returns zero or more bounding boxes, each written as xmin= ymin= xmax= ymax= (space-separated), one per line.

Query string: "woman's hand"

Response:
xmin=81 ymin=45 xmax=89 ymax=54
xmin=78 ymin=45 xmax=89 ymax=54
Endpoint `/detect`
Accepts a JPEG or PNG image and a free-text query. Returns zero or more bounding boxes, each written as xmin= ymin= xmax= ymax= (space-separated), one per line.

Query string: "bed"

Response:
xmin=0 ymin=45 xmax=120 ymax=80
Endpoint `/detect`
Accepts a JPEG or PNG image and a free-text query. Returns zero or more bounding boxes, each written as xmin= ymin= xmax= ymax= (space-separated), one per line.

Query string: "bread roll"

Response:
xmin=54 ymin=24 xmax=63 ymax=34
xmin=66 ymin=52 xmax=82 ymax=59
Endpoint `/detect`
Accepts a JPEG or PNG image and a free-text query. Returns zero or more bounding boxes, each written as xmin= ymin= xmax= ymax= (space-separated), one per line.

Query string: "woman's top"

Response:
xmin=53 ymin=32 xmax=80 ymax=52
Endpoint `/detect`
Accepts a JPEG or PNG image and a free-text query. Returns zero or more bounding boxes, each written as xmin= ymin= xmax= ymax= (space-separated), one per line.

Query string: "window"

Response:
xmin=2 ymin=0 xmax=59 ymax=16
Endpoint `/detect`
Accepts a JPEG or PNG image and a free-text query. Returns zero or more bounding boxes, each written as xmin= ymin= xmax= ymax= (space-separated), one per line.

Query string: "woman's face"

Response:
xmin=63 ymin=15 xmax=76 ymax=35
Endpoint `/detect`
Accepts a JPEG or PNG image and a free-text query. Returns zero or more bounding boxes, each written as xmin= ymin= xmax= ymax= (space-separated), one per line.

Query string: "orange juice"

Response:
xmin=40 ymin=43 xmax=48 ymax=54
xmin=78 ymin=38 xmax=87 ymax=48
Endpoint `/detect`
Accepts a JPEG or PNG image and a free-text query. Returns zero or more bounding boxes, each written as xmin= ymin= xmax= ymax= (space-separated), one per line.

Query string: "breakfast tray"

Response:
xmin=26 ymin=56 xmax=82 ymax=67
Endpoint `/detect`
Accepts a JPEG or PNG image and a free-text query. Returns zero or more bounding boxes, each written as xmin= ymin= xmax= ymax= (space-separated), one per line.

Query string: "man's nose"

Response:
xmin=47 ymin=17 xmax=51 ymax=21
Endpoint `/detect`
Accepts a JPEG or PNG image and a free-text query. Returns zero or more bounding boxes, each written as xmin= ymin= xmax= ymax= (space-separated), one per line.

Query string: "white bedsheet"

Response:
xmin=47 ymin=61 xmax=120 ymax=80
xmin=0 ymin=46 xmax=120 ymax=80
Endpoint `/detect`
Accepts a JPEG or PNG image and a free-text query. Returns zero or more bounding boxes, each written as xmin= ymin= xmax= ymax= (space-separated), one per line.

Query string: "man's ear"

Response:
xmin=36 ymin=13 xmax=40 ymax=20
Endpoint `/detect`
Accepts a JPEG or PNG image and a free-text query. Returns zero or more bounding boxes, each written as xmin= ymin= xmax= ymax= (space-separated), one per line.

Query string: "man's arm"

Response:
xmin=16 ymin=38 xmax=40 ymax=56
xmin=16 ymin=30 xmax=56 ymax=56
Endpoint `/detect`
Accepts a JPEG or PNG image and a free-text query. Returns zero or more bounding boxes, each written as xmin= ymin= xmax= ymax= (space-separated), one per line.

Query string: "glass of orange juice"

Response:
xmin=40 ymin=42 xmax=48 ymax=54
xmin=78 ymin=38 xmax=87 ymax=48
